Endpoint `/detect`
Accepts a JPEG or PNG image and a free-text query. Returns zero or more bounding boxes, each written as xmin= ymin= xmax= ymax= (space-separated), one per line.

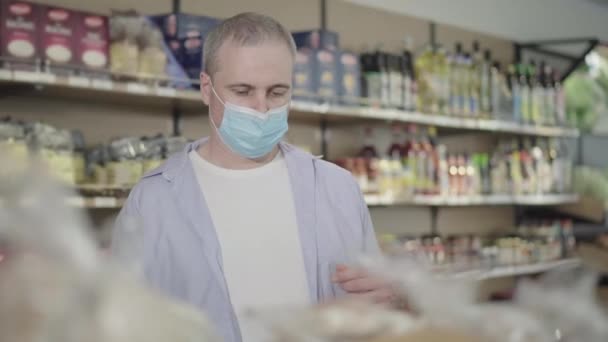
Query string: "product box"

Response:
xmin=292 ymin=29 xmax=339 ymax=51
xmin=292 ymin=49 xmax=315 ymax=101
xmin=338 ymin=50 xmax=361 ymax=104
xmin=40 ymin=5 xmax=76 ymax=73
xmin=0 ymin=0 xmax=41 ymax=68
xmin=74 ymin=12 xmax=109 ymax=74
xmin=311 ymin=48 xmax=340 ymax=102
xmin=150 ymin=13 xmax=219 ymax=82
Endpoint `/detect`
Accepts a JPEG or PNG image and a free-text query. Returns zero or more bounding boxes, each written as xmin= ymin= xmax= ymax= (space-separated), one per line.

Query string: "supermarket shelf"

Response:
xmin=477 ymin=258 xmax=581 ymax=280
xmin=0 ymin=68 xmax=579 ymax=137
xmin=364 ymin=194 xmax=579 ymax=207
xmin=65 ymin=196 xmax=125 ymax=209
xmin=291 ymin=100 xmax=580 ymax=137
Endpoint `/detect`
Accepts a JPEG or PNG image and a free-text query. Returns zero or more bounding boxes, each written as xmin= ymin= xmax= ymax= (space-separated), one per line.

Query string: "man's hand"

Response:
xmin=331 ymin=264 xmax=397 ymax=306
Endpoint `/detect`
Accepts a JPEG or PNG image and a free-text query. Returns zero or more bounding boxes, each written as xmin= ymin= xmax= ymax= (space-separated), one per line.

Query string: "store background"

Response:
xmin=2 ymin=0 xmax=608 ymax=299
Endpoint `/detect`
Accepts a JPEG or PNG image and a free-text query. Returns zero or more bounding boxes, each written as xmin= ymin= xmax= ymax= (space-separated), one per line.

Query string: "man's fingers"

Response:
xmin=332 ymin=266 xmax=366 ymax=283
xmin=347 ymin=288 xmax=395 ymax=305
xmin=339 ymin=277 xmax=388 ymax=293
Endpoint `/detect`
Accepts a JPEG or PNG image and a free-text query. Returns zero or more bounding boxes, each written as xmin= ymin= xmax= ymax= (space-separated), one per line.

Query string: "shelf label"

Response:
xmin=68 ymin=76 xmax=90 ymax=88
xmin=38 ymin=73 xmax=57 ymax=84
xmin=66 ymin=197 xmax=86 ymax=207
xmin=91 ymin=79 xmax=113 ymax=90
xmin=126 ymin=82 xmax=150 ymax=94
xmin=155 ymin=87 xmax=177 ymax=97
xmin=0 ymin=69 xmax=12 ymax=80
xmin=93 ymin=197 xmax=117 ymax=208
xmin=13 ymin=70 xmax=40 ymax=83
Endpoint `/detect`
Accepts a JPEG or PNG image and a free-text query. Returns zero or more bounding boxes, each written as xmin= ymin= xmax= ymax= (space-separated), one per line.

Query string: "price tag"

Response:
xmin=66 ymin=197 xmax=86 ymax=207
xmin=155 ymin=87 xmax=177 ymax=97
xmin=126 ymin=82 xmax=150 ymax=94
xmin=68 ymin=75 xmax=90 ymax=88
xmin=93 ymin=197 xmax=118 ymax=208
xmin=13 ymin=70 xmax=40 ymax=83
xmin=38 ymin=73 xmax=57 ymax=84
xmin=0 ymin=69 xmax=12 ymax=80
xmin=91 ymin=79 xmax=113 ymax=90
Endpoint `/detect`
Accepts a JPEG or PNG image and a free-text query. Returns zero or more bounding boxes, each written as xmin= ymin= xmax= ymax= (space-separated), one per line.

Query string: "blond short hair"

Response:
xmin=203 ymin=12 xmax=297 ymax=76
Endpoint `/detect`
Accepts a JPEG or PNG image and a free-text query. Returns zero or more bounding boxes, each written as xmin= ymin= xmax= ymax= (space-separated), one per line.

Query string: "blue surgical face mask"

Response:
xmin=210 ymin=85 xmax=289 ymax=159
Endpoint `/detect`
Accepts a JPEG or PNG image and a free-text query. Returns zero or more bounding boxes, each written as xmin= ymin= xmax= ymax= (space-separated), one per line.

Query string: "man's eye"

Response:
xmin=234 ymin=89 xmax=250 ymax=96
xmin=270 ymin=91 xmax=286 ymax=98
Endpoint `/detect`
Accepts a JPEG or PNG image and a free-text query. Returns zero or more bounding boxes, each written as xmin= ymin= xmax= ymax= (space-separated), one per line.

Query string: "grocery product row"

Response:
xmin=335 ymin=124 xmax=574 ymax=201
xmin=357 ymin=42 xmax=567 ymax=127
xmin=0 ymin=117 xmax=188 ymax=185
xmin=379 ymin=219 xmax=577 ymax=272
xmin=1 ymin=1 xmax=576 ymax=132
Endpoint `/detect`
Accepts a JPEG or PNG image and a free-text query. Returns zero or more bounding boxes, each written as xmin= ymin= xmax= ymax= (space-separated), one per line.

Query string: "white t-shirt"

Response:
xmin=188 ymin=150 xmax=310 ymax=341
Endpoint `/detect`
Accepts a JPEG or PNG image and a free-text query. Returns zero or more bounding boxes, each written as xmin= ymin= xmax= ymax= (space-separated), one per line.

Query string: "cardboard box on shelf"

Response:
xmin=74 ymin=12 xmax=109 ymax=74
xmin=293 ymin=49 xmax=315 ymax=100
xmin=312 ymin=48 xmax=340 ymax=102
xmin=338 ymin=50 xmax=361 ymax=104
xmin=40 ymin=5 xmax=76 ymax=73
xmin=0 ymin=0 xmax=41 ymax=68
xmin=150 ymin=13 xmax=219 ymax=83
xmin=292 ymin=29 xmax=339 ymax=51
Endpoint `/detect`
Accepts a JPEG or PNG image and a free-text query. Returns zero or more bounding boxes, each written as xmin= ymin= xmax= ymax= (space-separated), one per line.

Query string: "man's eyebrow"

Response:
xmin=226 ymin=83 xmax=254 ymax=89
xmin=268 ymin=84 xmax=291 ymax=90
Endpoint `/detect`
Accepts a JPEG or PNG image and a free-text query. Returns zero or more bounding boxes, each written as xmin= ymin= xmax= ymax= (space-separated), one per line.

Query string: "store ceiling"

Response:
xmin=343 ymin=0 xmax=608 ymax=44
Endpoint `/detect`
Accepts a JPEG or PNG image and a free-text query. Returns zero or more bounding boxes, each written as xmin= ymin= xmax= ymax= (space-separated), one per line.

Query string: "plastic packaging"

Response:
xmin=0 ymin=151 xmax=220 ymax=342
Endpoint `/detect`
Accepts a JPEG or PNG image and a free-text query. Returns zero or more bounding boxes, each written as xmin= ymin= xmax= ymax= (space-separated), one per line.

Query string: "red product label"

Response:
xmin=1 ymin=1 xmax=40 ymax=60
xmin=9 ymin=2 xmax=31 ymax=15
xmin=74 ymin=11 xmax=109 ymax=69
xmin=41 ymin=6 xmax=75 ymax=65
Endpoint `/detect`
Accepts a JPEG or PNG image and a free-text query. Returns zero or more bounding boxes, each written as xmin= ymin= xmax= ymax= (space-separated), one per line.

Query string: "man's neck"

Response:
xmin=198 ymin=134 xmax=279 ymax=170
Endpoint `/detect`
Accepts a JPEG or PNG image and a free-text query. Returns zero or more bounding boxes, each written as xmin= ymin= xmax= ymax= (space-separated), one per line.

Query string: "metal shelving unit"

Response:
xmin=365 ymin=194 xmax=580 ymax=207
xmin=0 ymin=68 xmax=579 ymax=137
xmin=448 ymin=258 xmax=581 ymax=280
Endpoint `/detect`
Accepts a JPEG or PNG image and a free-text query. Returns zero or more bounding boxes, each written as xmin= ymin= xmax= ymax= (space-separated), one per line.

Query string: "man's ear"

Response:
xmin=200 ymin=72 xmax=211 ymax=105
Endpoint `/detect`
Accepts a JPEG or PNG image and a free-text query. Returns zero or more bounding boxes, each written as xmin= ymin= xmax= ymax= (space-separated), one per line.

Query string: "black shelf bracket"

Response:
xmin=430 ymin=206 xmax=439 ymax=235
xmin=516 ymin=37 xmax=600 ymax=82
xmin=319 ymin=0 xmax=329 ymax=159
xmin=170 ymin=0 xmax=183 ymax=136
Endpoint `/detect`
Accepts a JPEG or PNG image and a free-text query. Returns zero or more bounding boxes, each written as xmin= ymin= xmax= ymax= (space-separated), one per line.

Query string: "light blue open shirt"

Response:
xmin=112 ymin=138 xmax=379 ymax=342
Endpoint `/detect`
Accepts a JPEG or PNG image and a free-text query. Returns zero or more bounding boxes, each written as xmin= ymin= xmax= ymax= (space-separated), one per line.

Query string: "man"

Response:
xmin=112 ymin=12 xmax=394 ymax=342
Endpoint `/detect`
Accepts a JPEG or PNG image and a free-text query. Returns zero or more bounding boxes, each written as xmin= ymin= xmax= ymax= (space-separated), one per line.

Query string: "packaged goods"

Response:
xmin=0 ymin=161 xmax=221 ymax=342
xmin=74 ymin=12 xmax=109 ymax=73
xmin=40 ymin=5 xmax=76 ymax=72
xmin=312 ymin=48 xmax=340 ymax=101
xmin=0 ymin=0 xmax=40 ymax=68
xmin=137 ymin=25 xmax=166 ymax=78
xmin=292 ymin=29 xmax=339 ymax=51
xmin=109 ymin=11 xmax=142 ymax=76
xmin=338 ymin=50 xmax=361 ymax=104
xmin=292 ymin=48 xmax=315 ymax=100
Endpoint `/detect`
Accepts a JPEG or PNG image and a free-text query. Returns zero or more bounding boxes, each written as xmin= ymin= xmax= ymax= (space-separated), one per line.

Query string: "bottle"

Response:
xmin=470 ymin=41 xmax=482 ymax=117
xmin=387 ymin=123 xmax=404 ymax=159
xmin=402 ymin=38 xmax=416 ymax=111
xmin=379 ymin=52 xmax=391 ymax=107
xmin=359 ymin=126 xmax=379 ymax=159
xmin=518 ymin=63 xmax=531 ymax=124
xmin=436 ymin=47 xmax=450 ymax=115
xmin=415 ymin=46 xmax=434 ymax=113
xmin=403 ymin=124 xmax=420 ymax=193
xmin=509 ymin=64 xmax=522 ymax=122
xmin=361 ymin=52 xmax=382 ymax=107
xmin=530 ymin=138 xmax=545 ymax=194
xmin=417 ymin=128 xmax=431 ymax=194
xmin=554 ymin=72 xmax=567 ymax=126
xmin=449 ymin=44 xmax=461 ymax=115
xmin=427 ymin=127 xmax=439 ymax=195
xmin=437 ymin=144 xmax=449 ymax=196
xmin=457 ymin=153 xmax=468 ymax=195
xmin=509 ymin=139 xmax=523 ymax=195
xmin=543 ymin=65 xmax=556 ymax=126
xmin=481 ymin=153 xmax=492 ymax=194
xmin=530 ymin=60 xmax=544 ymax=125
xmin=448 ymin=154 xmax=459 ymax=196
xmin=480 ymin=49 xmax=492 ymax=116
xmin=470 ymin=154 xmax=481 ymax=195
xmin=389 ymin=55 xmax=404 ymax=109
xmin=490 ymin=61 xmax=502 ymax=119
xmin=462 ymin=53 xmax=473 ymax=116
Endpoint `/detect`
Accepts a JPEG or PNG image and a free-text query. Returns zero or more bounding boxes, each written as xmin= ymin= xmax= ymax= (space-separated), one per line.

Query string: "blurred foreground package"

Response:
xmin=1 ymin=149 xmax=608 ymax=342
xmin=0 ymin=150 xmax=219 ymax=342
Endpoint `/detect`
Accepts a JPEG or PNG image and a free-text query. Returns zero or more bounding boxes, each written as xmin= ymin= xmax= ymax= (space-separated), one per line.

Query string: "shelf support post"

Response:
xmin=319 ymin=0 xmax=329 ymax=159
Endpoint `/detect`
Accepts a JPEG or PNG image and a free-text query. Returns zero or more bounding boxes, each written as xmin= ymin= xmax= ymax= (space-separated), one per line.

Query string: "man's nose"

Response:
xmin=252 ymin=92 xmax=270 ymax=113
